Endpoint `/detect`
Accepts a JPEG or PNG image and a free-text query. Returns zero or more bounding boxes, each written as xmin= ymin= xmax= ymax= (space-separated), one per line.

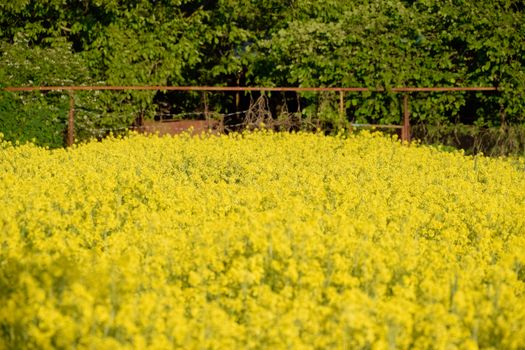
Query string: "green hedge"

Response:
xmin=1 ymin=0 xmax=524 ymax=152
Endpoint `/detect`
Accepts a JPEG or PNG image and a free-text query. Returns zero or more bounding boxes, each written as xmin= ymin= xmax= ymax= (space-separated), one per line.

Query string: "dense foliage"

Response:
xmin=1 ymin=0 xmax=524 ymax=147
xmin=1 ymin=132 xmax=525 ymax=348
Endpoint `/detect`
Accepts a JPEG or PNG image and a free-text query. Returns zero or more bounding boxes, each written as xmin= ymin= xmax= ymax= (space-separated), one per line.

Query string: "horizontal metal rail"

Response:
xmin=351 ymin=123 xmax=403 ymax=129
xmin=2 ymin=85 xmax=498 ymax=93
xmin=1 ymin=85 xmax=498 ymax=146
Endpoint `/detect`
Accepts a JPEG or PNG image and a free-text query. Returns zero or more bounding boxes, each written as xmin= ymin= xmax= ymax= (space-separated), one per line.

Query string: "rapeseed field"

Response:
xmin=1 ymin=131 xmax=525 ymax=349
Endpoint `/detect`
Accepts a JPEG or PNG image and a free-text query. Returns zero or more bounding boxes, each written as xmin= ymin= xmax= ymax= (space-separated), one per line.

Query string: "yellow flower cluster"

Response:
xmin=1 ymin=131 xmax=525 ymax=349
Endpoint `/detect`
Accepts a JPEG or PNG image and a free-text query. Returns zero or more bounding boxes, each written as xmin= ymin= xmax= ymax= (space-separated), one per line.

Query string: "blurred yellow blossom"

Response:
xmin=1 ymin=131 xmax=524 ymax=349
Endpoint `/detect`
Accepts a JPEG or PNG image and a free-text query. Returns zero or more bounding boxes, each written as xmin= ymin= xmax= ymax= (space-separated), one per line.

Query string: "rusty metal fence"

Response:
xmin=2 ymin=85 xmax=498 ymax=146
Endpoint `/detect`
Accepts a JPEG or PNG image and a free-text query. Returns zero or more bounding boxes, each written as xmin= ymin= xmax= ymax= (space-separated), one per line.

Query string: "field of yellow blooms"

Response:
xmin=1 ymin=131 xmax=525 ymax=349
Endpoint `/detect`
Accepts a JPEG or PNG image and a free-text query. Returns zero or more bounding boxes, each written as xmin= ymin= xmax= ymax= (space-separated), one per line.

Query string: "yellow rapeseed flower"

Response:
xmin=1 ymin=131 xmax=524 ymax=349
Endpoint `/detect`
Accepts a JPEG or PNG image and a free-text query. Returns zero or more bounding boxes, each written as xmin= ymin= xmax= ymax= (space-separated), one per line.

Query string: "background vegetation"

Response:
xmin=1 ymin=0 xmax=524 ymax=152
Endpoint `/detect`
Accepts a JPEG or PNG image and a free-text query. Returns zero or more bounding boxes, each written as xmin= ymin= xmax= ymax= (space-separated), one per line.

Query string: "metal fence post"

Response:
xmin=67 ymin=91 xmax=75 ymax=147
xmin=339 ymin=90 xmax=345 ymax=118
xmin=203 ymin=91 xmax=209 ymax=120
xmin=402 ymin=94 xmax=411 ymax=143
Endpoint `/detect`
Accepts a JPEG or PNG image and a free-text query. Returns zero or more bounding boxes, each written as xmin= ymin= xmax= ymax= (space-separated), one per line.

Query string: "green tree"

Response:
xmin=1 ymin=0 xmax=524 ymax=148
xmin=257 ymin=0 xmax=525 ymax=128
xmin=0 ymin=34 xmax=91 ymax=147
